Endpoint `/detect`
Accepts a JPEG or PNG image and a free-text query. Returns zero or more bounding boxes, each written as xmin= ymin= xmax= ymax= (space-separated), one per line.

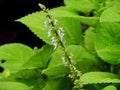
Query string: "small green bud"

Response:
xmin=38 ymin=3 xmax=46 ymax=10
xmin=33 ymin=46 xmax=39 ymax=53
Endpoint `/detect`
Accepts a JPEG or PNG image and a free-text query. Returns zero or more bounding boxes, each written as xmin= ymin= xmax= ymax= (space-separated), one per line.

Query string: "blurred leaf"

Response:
xmin=0 ymin=43 xmax=35 ymax=73
xmin=81 ymin=72 xmax=120 ymax=85
xmin=64 ymin=0 xmax=98 ymax=14
xmin=43 ymin=78 xmax=72 ymax=90
xmin=84 ymin=27 xmax=96 ymax=52
xmin=100 ymin=6 xmax=120 ymax=22
xmin=9 ymin=69 xmax=46 ymax=90
xmin=102 ymin=85 xmax=117 ymax=90
xmin=0 ymin=81 xmax=33 ymax=90
xmin=79 ymin=16 xmax=99 ymax=27
xmin=42 ymin=65 xmax=69 ymax=79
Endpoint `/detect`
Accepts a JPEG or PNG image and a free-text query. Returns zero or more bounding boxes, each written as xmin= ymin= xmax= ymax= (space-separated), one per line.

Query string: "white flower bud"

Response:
xmin=53 ymin=19 xmax=58 ymax=26
xmin=51 ymin=37 xmax=57 ymax=50
xmin=60 ymin=33 xmax=65 ymax=42
xmin=47 ymin=29 xmax=52 ymax=37
xmin=44 ymin=21 xmax=48 ymax=28
xmin=61 ymin=57 xmax=67 ymax=66
xmin=58 ymin=27 xmax=65 ymax=42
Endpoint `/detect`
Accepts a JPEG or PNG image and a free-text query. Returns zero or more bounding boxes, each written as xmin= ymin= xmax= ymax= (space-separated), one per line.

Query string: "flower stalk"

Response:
xmin=39 ymin=3 xmax=83 ymax=90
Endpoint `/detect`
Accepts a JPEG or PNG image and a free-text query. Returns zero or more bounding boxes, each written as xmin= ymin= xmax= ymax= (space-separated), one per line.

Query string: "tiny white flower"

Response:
xmin=61 ymin=57 xmax=67 ymax=66
xmin=59 ymin=27 xmax=65 ymax=32
xmin=53 ymin=42 xmax=57 ymax=50
xmin=47 ymin=29 xmax=52 ymax=37
xmin=59 ymin=27 xmax=63 ymax=30
xmin=44 ymin=21 xmax=48 ymax=28
xmin=47 ymin=18 xmax=51 ymax=24
xmin=51 ymin=37 xmax=57 ymax=50
xmin=51 ymin=37 xmax=55 ymax=43
xmin=69 ymin=53 xmax=74 ymax=59
xmin=53 ymin=19 xmax=58 ymax=26
xmin=76 ymin=71 xmax=82 ymax=77
xmin=58 ymin=27 xmax=65 ymax=42
xmin=60 ymin=33 xmax=65 ymax=42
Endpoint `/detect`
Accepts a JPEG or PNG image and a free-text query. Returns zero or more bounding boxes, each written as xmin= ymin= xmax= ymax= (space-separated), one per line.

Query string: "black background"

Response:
xmin=0 ymin=0 xmax=63 ymax=48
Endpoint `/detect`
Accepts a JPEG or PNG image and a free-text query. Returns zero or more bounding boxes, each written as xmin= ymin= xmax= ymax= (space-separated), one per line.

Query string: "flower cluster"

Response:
xmin=58 ymin=27 xmax=65 ymax=42
xmin=69 ymin=62 xmax=83 ymax=89
xmin=42 ymin=8 xmax=66 ymax=50
xmin=39 ymin=3 xmax=83 ymax=90
xmin=44 ymin=18 xmax=66 ymax=50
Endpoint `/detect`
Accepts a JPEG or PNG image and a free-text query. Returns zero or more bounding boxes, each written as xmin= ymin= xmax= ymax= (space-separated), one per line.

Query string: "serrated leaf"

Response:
xmin=100 ymin=6 xmax=120 ymax=22
xmin=95 ymin=23 xmax=120 ymax=64
xmin=17 ymin=11 xmax=50 ymax=44
xmin=23 ymin=44 xmax=54 ymax=69
xmin=17 ymin=7 xmax=83 ymax=45
xmin=102 ymin=85 xmax=117 ymax=90
xmin=64 ymin=0 xmax=97 ymax=14
xmin=0 ymin=81 xmax=33 ymax=90
xmin=81 ymin=72 xmax=120 ymax=85
xmin=96 ymin=45 xmax=120 ymax=64
xmin=0 ymin=43 xmax=35 ymax=73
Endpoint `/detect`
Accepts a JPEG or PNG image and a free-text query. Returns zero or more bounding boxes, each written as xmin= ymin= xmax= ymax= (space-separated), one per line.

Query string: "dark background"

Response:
xmin=0 ymin=0 xmax=63 ymax=48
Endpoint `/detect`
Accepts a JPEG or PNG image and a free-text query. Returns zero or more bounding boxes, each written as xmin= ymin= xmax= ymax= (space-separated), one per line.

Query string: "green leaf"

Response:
xmin=79 ymin=16 xmax=99 ymax=27
xmin=96 ymin=45 xmax=120 ymax=64
xmin=84 ymin=27 xmax=96 ymax=52
xmin=95 ymin=23 xmax=120 ymax=64
xmin=67 ymin=45 xmax=104 ymax=73
xmin=0 ymin=81 xmax=33 ymax=90
xmin=10 ymin=69 xmax=41 ymax=80
xmin=17 ymin=7 xmax=83 ymax=45
xmin=42 ymin=65 xmax=69 ymax=79
xmin=0 ymin=43 xmax=35 ymax=73
xmin=64 ymin=0 xmax=97 ymax=14
xmin=51 ymin=6 xmax=99 ymax=27
xmin=102 ymin=85 xmax=117 ymax=90
xmin=49 ymin=7 xmax=80 ymax=18
xmin=17 ymin=11 xmax=50 ymax=44
xmin=43 ymin=78 xmax=72 ymax=90
xmin=100 ymin=6 xmax=120 ymax=22
xmin=57 ymin=17 xmax=83 ymax=45
xmin=23 ymin=44 xmax=54 ymax=69
xmin=81 ymin=72 xmax=120 ymax=85
xmin=11 ymin=69 xmax=46 ymax=90
xmin=47 ymin=47 xmax=64 ymax=68
xmin=42 ymin=48 xmax=69 ymax=79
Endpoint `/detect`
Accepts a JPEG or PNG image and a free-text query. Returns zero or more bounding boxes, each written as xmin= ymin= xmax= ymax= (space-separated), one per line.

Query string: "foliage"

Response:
xmin=0 ymin=0 xmax=120 ymax=90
